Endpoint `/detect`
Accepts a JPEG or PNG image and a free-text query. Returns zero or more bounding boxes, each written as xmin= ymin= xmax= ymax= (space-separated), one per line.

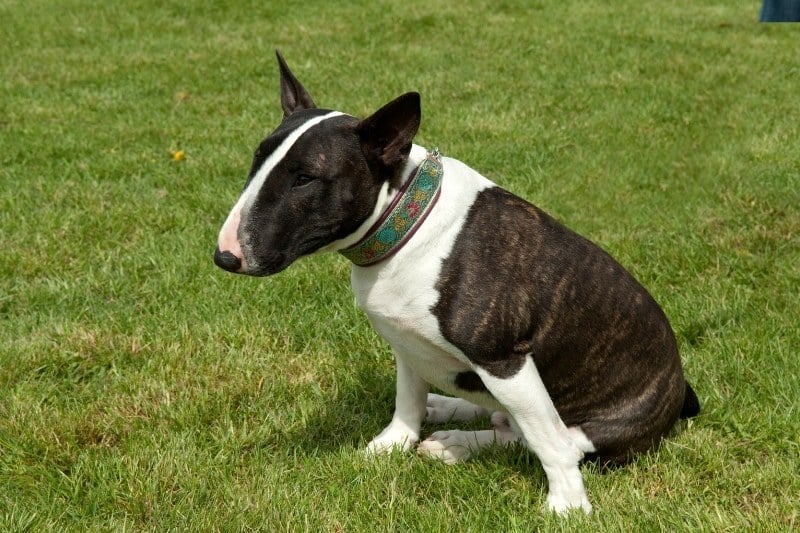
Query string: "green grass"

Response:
xmin=2 ymin=0 xmax=798 ymax=529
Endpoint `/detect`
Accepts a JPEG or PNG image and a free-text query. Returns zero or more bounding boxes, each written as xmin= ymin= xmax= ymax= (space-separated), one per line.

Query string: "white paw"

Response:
xmin=365 ymin=430 xmax=417 ymax=455
xmin=545 ymin=466 xmax=592 ymax=514
xmin=425 ymin=394 xmax=492 ymax=423
xmin=417 ymin=430 xmax=475 ymax=465
xmin=490 ymin=411 xmax=510 ymax=428
xmin=547 ymin=490 xmax=593 ymax=514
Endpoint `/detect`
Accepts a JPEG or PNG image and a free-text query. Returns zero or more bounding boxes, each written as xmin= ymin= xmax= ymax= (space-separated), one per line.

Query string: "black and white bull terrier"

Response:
xmin=214 ymin=52 xmax=699 ymax=513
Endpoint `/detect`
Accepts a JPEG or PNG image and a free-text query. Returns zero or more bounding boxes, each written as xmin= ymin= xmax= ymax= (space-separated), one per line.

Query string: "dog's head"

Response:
xmin=214 ymin=51 xmax=421 ymax=276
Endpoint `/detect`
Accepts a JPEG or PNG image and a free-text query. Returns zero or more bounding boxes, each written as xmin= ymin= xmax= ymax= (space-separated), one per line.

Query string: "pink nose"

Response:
xmin=216 ymin=206 xmax=248 ymax=273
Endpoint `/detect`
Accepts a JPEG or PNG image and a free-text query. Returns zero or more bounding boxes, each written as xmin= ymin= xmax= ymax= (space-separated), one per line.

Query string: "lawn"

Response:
xmin=1 ymin=0 xmax=798 ymax=530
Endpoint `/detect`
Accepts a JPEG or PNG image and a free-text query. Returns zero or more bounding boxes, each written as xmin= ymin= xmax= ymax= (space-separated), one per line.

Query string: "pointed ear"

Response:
xmin=276 ymin=50 xmax=316 ymax=117
xmin=357 ymin=92 xmax=421 ymax=169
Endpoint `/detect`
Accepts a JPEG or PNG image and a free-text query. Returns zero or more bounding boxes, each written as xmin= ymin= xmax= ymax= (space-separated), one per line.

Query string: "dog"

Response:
xmin=214 ymin=51 xmax=699 ymax=513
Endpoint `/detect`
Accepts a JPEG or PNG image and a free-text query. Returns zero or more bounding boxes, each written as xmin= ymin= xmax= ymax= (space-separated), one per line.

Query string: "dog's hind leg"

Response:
xmin=473 ymin=355 xmax=592 ymax=514
xmin=365 ymin=354 xmax=429 ymax=454
xmin=425 ymin=393 xmax=493 ymax=423
xmin=418 ymin=411 xmax=520 ymax=464
xmin=566 ymin=426 xmax=597 ymax=455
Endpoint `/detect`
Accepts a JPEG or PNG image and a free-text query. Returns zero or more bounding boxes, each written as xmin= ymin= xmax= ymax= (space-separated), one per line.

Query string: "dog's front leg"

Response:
xmin=365 ymin=353 xmax=429 ymax=454
xmin=474 ymin=355 xmax=592 ymax=514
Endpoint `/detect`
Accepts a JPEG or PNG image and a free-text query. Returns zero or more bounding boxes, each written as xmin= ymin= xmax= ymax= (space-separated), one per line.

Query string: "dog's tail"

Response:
xmin=679 ymin=382 xmax=700 ymax=419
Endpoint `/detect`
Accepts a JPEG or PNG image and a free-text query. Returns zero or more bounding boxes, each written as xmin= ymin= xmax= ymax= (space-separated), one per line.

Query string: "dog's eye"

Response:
xmin=292 ymin=174 xmax=317 ymax=188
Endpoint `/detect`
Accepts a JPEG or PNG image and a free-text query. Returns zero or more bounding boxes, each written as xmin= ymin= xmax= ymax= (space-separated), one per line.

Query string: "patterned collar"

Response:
xmin=340 ymin=149 xmax=443 ymax=267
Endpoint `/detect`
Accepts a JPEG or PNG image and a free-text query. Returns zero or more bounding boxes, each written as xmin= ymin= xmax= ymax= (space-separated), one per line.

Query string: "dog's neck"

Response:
xmin=340 ymin=145 xmax=442 ymax=267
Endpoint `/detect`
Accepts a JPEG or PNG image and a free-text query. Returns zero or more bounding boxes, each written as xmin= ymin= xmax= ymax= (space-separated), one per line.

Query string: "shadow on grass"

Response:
xmin=264 ymin=362 xmax=551 ymax=484
xmin=267 ymin=363 xmax=397 ymax=456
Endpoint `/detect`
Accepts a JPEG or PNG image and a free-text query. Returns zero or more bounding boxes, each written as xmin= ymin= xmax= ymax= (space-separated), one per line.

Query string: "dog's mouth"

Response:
xmin=242 ymin=247 xmax=304 ymax=277
xmin=230 ymin=254 xmax=286 ymax=277
xmin=215 ymin=234 xmax=334 ymax=277
xmin=241 ymin=262 xmax=290 ymax=277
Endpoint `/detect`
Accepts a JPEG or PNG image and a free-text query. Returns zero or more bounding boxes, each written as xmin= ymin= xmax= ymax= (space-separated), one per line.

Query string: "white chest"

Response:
xmin=348 ymin=154 xmax=495 ymax=395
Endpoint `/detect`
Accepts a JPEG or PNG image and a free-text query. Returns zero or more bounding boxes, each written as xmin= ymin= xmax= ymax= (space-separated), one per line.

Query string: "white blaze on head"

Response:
xmin=216 ymin=111 xmax=345 ymax=270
